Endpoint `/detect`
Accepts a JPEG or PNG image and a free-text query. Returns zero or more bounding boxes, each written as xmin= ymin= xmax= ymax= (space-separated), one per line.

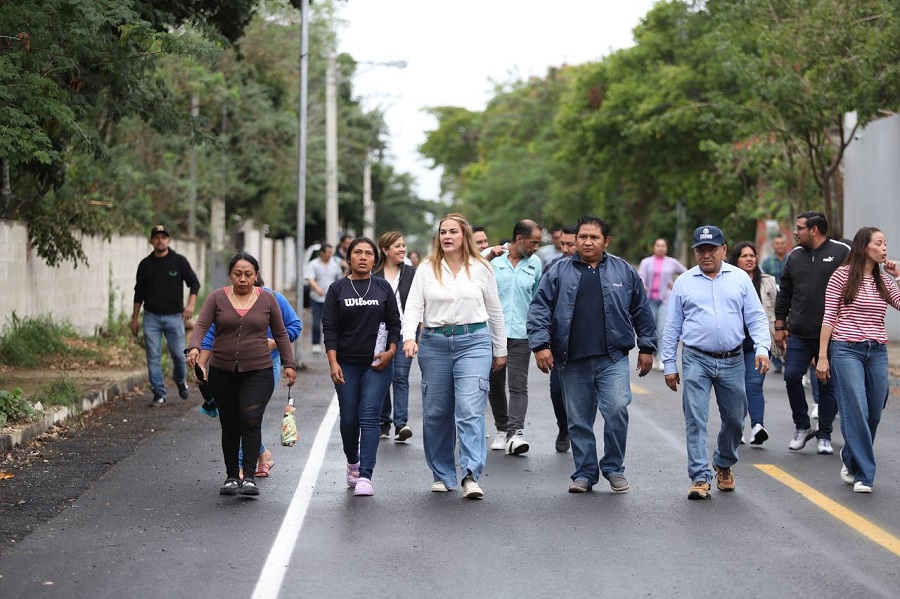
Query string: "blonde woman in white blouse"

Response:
xmin=402 ymin=213 xmax=507 ymax=499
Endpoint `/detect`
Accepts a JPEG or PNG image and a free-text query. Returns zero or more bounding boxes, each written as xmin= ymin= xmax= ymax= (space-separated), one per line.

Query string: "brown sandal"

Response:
xmin=255 ymin=461 xmax=274 ymax=478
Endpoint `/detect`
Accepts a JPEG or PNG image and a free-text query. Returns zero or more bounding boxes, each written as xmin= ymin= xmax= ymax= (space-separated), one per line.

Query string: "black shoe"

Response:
xmin=555 ymin=430 xmax=570 ymax=453
xmin=380 ymin=422 xmax=391 ymax=439
xmin=149 ymin=394 xmax=165 ymax=407
xmin=239 ymin=478 xmax=260 ymax=496
xmin=220 ymin=478 xmax=240 ymax=495
xmin=395 ymin=424 xmax=413 ymax=442
xmin=177 ymin=383 xmax=190 ymax=400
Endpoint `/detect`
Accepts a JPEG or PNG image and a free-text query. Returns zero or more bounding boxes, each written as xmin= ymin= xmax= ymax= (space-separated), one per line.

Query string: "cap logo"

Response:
xmin=699 ymin=228 xmax=713 ymax=240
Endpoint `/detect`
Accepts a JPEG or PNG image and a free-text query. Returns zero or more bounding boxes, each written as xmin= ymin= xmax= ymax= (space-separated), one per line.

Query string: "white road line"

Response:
xmin=251 ymin=393 xmax=339 ymax=599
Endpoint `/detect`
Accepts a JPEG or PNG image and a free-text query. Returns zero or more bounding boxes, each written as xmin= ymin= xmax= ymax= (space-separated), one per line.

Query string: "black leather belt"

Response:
xmin=687 ymin=345 xmax=743 ymax=359
xmin=425 ymin=322 xmax=487 ymax=336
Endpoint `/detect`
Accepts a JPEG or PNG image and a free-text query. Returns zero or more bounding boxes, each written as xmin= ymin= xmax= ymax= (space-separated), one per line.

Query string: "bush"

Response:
xmin=0 ymin=388 xmax=36 ymax=427
xmin=0 ymin=313 xmax=76 ymax=367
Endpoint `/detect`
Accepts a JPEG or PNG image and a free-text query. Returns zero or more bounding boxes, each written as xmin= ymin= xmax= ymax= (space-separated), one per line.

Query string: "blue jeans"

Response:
xmin=744 ymin=350 xmax=766 ymax=427
xmin=142 ymin=311 xmax=186 ymax=397
xmin=784 ymin=335 xmax=836 ymax=438
xmin=335 ymin=361 xmax=394 ymax=480
xmin=417 ymin=327 xmax=492 ymax=487
xmin=648 ymin=299 xmax=666 ymax=355
xmin=310 ymin=300 xmax=324 ymax=345
xmin=681 ymin=347 xmax=746 ymax=482
xmin=381 ymin=352 xmax=412 ymax=427
xmin=559 ymin=354 xmax=631 ymax=485
xmin=831 ymin=341 xmax=888 ymax=487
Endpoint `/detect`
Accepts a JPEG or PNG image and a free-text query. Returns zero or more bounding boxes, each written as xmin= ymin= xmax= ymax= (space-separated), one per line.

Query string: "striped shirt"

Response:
xmin=822 ymin=266 xmax=900 ymax=343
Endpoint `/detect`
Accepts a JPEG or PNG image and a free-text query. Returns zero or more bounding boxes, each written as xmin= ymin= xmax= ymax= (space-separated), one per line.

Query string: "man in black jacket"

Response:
xmin=132 ymin=225 xmax=201 ymax=406
xmin=774 ymin=212 xmax=850 ymax=454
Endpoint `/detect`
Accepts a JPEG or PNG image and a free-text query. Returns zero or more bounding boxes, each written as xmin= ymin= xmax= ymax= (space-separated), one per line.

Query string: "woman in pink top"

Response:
xmin=817 ymin=227 xmax=900 ymax=493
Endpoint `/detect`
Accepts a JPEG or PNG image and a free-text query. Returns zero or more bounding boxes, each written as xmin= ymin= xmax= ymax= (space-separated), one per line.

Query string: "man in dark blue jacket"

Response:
xmin=527 ymin=216 xmax=656 ymax=494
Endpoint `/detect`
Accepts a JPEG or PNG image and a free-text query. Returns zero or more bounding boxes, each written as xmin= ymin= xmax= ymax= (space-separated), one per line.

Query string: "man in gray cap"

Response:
xmin=661 ymin=225 xmax=771 ymax=500
xmin=132 ymin=225 xmax=201 ymax=406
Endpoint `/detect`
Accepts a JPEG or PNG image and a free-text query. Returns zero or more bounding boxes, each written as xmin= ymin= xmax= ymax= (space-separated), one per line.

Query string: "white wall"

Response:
xmin=844 ymin=114 xmax=900 ymax=338
xmin=0 ymin=220 xmax=205 ymax=335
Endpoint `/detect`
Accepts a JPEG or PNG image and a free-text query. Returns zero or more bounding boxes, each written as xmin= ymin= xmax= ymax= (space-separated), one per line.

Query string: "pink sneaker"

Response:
xmin=346 ymin=462 xmax=360 ymax=487
xmin=353 ymin=477 xmax=374 ymax=496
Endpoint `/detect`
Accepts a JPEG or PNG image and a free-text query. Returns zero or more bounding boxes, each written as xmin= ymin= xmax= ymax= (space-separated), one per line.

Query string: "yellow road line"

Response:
xmin=631 ymin=383 xmax=649 ymax=395
xmin=755 ymin=464 xmax=900 ymax=558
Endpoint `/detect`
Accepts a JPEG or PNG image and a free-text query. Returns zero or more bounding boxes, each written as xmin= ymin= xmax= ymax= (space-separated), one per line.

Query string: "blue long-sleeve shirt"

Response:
xmin=201 ymin=288 xmax=301 ymax=364
xmin=661 ymin=262 xmax=770 ymax=375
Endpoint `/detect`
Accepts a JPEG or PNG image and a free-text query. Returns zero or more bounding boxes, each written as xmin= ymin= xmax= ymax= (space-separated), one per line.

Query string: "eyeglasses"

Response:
xmin=794 ymin=226 xmax=809 ymax=232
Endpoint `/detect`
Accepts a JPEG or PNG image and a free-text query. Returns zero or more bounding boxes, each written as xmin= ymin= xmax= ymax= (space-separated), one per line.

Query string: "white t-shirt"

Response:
xmin=306 ymin=258 xmax=342 ymax=303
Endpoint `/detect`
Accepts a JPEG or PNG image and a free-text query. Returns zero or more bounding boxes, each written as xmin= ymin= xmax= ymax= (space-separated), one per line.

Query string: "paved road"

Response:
xmin=2 ymin=349 xmax=900 ymax=598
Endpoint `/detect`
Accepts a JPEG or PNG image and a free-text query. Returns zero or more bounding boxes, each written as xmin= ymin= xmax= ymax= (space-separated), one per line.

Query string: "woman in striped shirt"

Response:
xmin=816 ymin=227 xmax=900 ymax=493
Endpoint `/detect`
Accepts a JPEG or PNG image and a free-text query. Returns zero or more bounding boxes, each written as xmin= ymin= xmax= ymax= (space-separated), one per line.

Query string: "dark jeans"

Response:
xmin=784 ymin=335 xmax=836 ymax=438
xmin=209 ymin=367 xmax=274 ymax=480
xmin=488 ymin=338 xmax=531 ymax=433
xmin=336 ymin=361 xmax=394 ymax=480
xmin=549 ymin=364 xmax=568 ymax=431
xmin=310 ymin=300 xmax=324 ymax=345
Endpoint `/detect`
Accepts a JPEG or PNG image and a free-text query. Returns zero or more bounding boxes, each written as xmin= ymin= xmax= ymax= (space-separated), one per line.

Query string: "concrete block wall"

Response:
xmin=0 ymin=220 xmax=205 ymax=335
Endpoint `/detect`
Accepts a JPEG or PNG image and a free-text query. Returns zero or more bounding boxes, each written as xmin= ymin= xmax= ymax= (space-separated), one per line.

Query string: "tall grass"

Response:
xmin=0 ymin=313 xmax=76 ymax=367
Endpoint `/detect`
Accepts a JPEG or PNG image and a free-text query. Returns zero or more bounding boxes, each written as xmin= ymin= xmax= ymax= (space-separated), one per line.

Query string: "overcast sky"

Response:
xmin=338 ymin=0 xmax=660 ymax=201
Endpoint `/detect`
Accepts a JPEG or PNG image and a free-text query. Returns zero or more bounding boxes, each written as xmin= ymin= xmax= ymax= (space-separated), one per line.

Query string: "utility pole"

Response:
xmin=210 ymin=102 xmax=227 ymax=252
xmin=362 ymin=160 xmax=374 ymax=239
xmin=295 ymin=0 xmax=310 ymax=365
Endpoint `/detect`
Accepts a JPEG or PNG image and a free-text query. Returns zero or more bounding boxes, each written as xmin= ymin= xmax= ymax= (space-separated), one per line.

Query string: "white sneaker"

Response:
xmin=788 ymin=427 xmax=817 ymax=450
xmin=505 ymin=430 xmax=530 ymax=455
xmin=853 ymin=481 xmax=873 ymax=493
xmin=431 ymin=481 xmax=450 ymax=492
xmin=840 ymin=464 xmax=854 ymax=485
xmin=750 ymin=423 xmax=769 ymax=445
xmin=461 ymin=475 xmax=483 ymax=499
xmin=311 ymin=344 xmax=323 ymax=354
xmin=817 ymin=439 xmax=834 ymax=455
xmin=490 ymin=432 xmax=508 ymax=451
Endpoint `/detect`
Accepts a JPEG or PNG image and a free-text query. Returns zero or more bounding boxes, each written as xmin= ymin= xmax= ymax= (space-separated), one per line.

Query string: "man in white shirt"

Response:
xmin=306 ymin=244 xmax=342 ymax=353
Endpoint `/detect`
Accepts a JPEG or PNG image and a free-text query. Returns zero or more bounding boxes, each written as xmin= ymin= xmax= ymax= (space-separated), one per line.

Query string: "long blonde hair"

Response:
xmin=427 ymin=213 xmax=491 ymax=284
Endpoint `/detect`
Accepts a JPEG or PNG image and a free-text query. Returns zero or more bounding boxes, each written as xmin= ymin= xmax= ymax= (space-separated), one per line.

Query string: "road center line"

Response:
xmin=755 ymin=464 xmax=900 ymax=558
xmin=251 ymin=393 xmax=339 ymax=599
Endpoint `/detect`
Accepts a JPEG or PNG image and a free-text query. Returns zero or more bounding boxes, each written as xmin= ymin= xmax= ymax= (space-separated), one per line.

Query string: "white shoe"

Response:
xmin=461 ymin=475 xmax=483 ymax=499
xmin=505 ymin=430 xmax=530 ymax=455
xmin=817 ymin=439 xmax=834 ymax=455
xmin=750 ymin=423 xmax=769 ymax=445
xmin=788 ymin=427 xmax=817 ymax=450
xmin=840 ymin=464 xmax=854 ymax=485
xmin=311 ymin=344 xmax=323 ymax=354
xmin=431 ymin=481 xmax=450 ymax=492
xmin=490 ymin=432 xmax=508 ymax=451
xmin=853 ymin=481 xmax=873 ymax=493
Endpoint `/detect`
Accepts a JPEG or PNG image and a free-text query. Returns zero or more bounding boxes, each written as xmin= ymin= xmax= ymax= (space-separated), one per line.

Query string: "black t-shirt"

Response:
xmin=321 ymin=277 xmax=402 ymax=365
xmin=568 ymin=260 xmax=608 ymax=361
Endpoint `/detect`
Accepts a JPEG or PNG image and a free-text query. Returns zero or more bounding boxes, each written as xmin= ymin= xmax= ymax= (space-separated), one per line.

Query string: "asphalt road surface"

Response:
xmin=2 ymin=350 xmax=900 ymax=598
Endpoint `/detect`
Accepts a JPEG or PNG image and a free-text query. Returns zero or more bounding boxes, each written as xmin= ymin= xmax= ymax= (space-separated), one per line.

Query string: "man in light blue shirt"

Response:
xmin=489 ymin=219 xmax=543 ymax=455
xmin=662 ymin=225 xmax=770 ymax=500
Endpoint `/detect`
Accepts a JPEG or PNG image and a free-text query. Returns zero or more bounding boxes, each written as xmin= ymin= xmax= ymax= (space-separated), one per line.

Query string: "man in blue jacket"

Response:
xmin=527 ymin=216 xmax=656 ymax=494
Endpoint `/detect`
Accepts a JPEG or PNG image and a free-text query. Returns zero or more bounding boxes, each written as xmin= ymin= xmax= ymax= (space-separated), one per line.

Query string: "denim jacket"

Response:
xmin=527 ymin=252 xmax=657 ymax=368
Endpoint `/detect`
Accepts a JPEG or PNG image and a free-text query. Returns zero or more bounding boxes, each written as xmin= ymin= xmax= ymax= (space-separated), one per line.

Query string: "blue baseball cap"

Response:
xmin=691 ymin=225 xmax=725 ymax=248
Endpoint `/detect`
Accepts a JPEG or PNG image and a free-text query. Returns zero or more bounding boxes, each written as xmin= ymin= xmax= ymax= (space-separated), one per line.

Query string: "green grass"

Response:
xmin=33 ymin=376 xmax=80 ymax=409
xmin=0 ymin=313 xmax=79 ymax=367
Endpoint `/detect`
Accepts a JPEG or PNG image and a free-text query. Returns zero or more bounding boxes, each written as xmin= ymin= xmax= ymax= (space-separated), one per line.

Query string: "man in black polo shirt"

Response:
xmin=132 ymin=225 xmax=201 ymax=406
